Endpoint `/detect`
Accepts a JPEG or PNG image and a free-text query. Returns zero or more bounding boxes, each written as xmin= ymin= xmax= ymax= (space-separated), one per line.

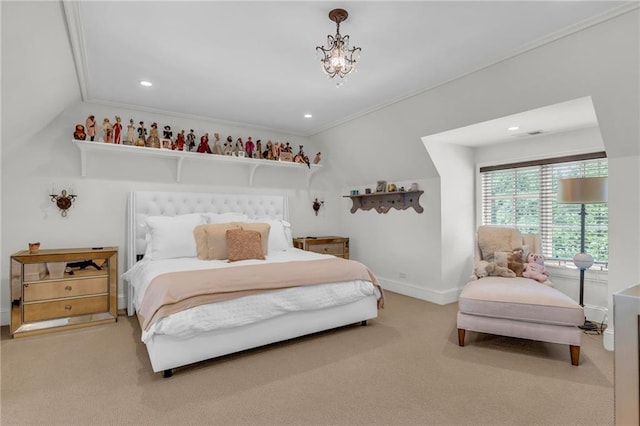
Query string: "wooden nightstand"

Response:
xmin=293 ymin=236 xmax=349 ymax=259
xmin=10 ymin=247 xmax=118 ymax=338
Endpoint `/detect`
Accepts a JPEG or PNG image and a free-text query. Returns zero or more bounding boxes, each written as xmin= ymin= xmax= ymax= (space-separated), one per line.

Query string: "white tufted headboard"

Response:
xmin=126 ymin=191 xmax=289 ymax=272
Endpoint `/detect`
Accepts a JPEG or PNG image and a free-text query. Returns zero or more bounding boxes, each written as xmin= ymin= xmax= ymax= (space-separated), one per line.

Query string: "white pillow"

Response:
xmin=144 ymin=213 xmax=205 ymax=260
xmin=204 ymin=212 xmax=249 ymax=224
xmin=253 ymin=218 xmax=292 ymax=252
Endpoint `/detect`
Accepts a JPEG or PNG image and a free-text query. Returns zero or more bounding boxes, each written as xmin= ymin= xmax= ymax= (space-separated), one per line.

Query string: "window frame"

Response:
xmin=477 ymin=151 xmax=608 ymax=266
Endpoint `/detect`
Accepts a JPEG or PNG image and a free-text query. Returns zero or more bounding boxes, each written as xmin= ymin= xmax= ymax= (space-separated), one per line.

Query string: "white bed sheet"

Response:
xmin=122 ymin=248 xmax=380 ymax=343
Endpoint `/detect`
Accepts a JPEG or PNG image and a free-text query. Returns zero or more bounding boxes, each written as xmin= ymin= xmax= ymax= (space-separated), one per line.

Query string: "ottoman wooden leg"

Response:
xmin=570 ymin=345 xmax=580 ymax=366
xmin=458 ymin=328 xmax=465 ymax=347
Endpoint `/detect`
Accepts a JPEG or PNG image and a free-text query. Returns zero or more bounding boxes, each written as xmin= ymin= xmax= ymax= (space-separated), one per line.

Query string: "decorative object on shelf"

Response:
xmin=86 ymin=115 xmax=97 ymax=141
xmin=388 ymin=183 xmax=397 ymax=192
xmin=235 ymin=137 xmax=245 ymax=156
xmin=365 ymin=188 xmax=371 ymax=194
xmin=197 ymin=133 xmax=212 ymax=153
xmin=316 ymin=8 xmax=362 ymax=79
xmin=280 ymin=152 xmax=293 ymax=162
xmin=113 ymin=116 xmax=122 ymax=144
xmin=50 ymin=188 xmax=77 ymax=217
xmin=399 ymin=186 xmax=405 ymax=191
xmin=312 ymin=198 xmax=325 ymax=216
xmin=313 ymin=152 xmax=322 ymax=164
xmin=28 ymin=242 xmax=40 ymax=254
xmin=376 ymin=180 xmax=387 ymax=193
xmin=222 ymin=134 xmax=234 ymax=155
xmin=73 ymin=124 xmax=86 ymax=140
xmin=147 ymin=122 xmax=161 ymax=148
xmin=124 ymin=119 xmax=135 ymax=145
xmin=102 ymin=117 xmax=113 ymax=143
xmin=557 ymin=176 xmax=608 ymax=331
xmin=136 ymin=121 xmax=147 ymax=146
xmin=272 ymin=141 xmax=281 ymax=160
xmin=344 ymin=190 xmax=424 ymax=214
xmin=186 ymin=129 xmax=196 ymax=151
xmin=224 ymin=136 xmax=234 ymax=155
xmin=410 ymin=182 xmax=419 ymax=191
xmin=293 ymin=145 xmax=310 ymax=168
xmin=174 ymin=130 xmax=186 ymax=151
xmin=256 ymin=139 xmax=263 ymax=159
xmin=162 ymin=125 xmax=173 ymax=149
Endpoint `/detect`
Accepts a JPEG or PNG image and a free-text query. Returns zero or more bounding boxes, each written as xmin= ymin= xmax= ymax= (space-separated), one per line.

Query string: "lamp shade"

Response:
xmin=558 ymin=177 xmax=608 ymax=204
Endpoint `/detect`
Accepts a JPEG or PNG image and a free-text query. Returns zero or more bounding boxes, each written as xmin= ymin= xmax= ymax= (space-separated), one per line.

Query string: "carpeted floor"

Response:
xmin=1 ymin=291 xmax=613 ymax=425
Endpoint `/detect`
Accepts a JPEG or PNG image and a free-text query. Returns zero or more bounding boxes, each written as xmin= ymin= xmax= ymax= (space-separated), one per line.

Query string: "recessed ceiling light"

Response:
xmin=139 ymin=80 xmax=153 ymax=87
xmin=304 ymin=114 xmax=313 ymax=118
xmin=507 ymin=126 xmax=520 ymax=131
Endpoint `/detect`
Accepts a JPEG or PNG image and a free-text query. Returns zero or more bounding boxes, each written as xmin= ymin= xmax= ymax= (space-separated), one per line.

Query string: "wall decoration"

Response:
xmin=376 ymin=180 xmax=387 ymax=192
xmin=312 ymin=198 xmax=324 ymax=216
xmin=50 ymin=187 xmax=77 ymax=217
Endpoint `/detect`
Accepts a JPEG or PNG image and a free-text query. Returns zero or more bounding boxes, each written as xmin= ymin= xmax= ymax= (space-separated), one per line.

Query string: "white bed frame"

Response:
xmin=124 ymin=191 xmax=378 ymax=377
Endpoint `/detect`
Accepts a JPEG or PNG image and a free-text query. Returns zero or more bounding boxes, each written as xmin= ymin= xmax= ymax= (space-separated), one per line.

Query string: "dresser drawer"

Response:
xmin=307 ymin=243 xmax=345 ymax=256
xmin=23 ymin=277 xmax=108 ymax=302
xmin=24 ymin=296 xmax=108 ymax=322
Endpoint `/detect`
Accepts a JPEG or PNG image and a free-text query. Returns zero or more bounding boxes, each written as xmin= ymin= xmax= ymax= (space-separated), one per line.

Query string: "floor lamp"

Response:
xmin=557 ymin=176 xmax=608 ymax=331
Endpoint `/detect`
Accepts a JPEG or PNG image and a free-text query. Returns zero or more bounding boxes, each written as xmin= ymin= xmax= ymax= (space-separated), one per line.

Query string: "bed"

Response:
xmin=122 ymin=191 xmax=382 ymax=377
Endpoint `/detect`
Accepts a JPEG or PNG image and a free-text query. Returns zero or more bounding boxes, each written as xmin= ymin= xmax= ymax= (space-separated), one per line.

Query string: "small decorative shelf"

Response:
xmin=343 ymin=190 xmax=424 ymax=214
xmin=72 ymin=140 xmax=321 ymax=185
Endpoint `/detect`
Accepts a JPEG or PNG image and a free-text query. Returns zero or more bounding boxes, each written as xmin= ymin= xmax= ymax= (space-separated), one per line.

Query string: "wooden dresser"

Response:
xmin=10 ymin=247 xmax=118 ymax=338
xmin=293 ymin=236 xmax=349 ymax=259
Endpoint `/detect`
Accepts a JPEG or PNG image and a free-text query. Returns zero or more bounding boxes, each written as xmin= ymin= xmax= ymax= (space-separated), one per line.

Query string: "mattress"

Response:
xmin=122 ymin=248 xmax=380 ymax=343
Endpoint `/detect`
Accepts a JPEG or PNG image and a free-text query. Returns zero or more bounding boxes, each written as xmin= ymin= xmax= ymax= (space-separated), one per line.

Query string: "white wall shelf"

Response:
xmin=72 ymin=140 xmax=321 ymax=185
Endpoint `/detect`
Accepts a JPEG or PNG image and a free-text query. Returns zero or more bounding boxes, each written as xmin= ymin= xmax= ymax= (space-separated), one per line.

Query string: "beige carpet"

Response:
xmin=1 ymin=291 xmax=613 ymax=425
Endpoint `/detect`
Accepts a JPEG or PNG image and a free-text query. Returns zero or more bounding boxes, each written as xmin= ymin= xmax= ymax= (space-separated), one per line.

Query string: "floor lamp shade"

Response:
xmin=557 ymin=177 xmax=608 ymax=204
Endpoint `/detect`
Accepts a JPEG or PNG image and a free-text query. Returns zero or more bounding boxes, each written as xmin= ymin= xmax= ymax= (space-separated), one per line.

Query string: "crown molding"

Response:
xmin=62 ymin=0 xmax=90 ymax=101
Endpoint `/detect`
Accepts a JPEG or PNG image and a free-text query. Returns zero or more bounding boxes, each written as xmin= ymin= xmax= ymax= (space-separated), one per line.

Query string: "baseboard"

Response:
xmin=378 ymin=277 xmax=460 ymax=305
xmin=584 ymin=304 xmax=608 ymax=325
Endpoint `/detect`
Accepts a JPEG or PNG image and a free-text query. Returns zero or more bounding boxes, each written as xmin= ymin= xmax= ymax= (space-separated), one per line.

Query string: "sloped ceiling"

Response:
xmin=65 ymin=1 xmax=632 ymax=137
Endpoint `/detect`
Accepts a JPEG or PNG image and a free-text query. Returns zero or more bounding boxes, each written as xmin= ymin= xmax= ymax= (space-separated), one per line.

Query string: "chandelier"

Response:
xmin=316 ymin=8 xmax=361 ymax=79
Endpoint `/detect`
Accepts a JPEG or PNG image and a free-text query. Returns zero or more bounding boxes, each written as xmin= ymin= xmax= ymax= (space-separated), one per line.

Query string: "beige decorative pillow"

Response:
xmin=226 ymin=229 xmax=265 ymax=262
xmin=192 ymin=223 xmax=242 ymax=260
xmin=477 ymin=226 xmax=523 ymax=262
xmin=230 ymin=222 xmax=270 ymax=256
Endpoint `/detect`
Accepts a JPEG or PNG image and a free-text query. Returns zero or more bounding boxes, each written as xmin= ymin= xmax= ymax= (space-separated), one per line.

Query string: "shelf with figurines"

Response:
xmin=343 ymin=182 xmax=424 ymax=214
xmin=72 ymin=117 xmax=322 ymax=185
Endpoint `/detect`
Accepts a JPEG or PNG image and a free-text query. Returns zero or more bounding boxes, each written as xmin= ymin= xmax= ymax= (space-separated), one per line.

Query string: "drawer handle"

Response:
xmin=65 ymin=285 xmax=73 ymax=292
xmin=64 ymin=305 xmax=72 ymax=311
xmin=324 ymin=248 xmax=328 ymax=252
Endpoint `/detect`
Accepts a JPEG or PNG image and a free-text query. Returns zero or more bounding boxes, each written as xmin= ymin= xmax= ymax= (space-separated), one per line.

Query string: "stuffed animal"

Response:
xmin=522 ymin=253 xmax=550 ymax=283
xmin=474 ymin=260 xmax=516 ymax=279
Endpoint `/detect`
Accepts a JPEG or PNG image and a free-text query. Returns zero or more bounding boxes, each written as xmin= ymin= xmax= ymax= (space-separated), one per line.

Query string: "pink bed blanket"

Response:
xmin=138 ymin=257 xmax=384 ymax=331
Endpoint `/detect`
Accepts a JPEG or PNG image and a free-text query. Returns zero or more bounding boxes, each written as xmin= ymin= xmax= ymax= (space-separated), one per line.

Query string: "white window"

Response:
xmin=480 ymin=152 xmax=608 ymax=264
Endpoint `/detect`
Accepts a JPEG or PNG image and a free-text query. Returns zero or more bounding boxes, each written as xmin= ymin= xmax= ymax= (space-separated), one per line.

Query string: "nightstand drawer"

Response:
xmin=24 ymin=277 xmax=108 ymax=302
xmin=24 ymin=296 xmax=108 ymax=322
xmin=307 ymin=244 xmax=345 ymax=256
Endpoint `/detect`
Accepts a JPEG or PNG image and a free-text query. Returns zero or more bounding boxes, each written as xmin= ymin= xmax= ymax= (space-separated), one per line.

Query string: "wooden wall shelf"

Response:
xmin=343 ymin=190 xmax=424 ymax=214
xmin=72 ymin=140 xmax=321 ymax=185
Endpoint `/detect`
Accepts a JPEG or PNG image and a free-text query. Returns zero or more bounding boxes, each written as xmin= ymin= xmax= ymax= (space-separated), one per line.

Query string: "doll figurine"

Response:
xmin=73 ymin=124 xmax=86 ymax=140
xmin=173 ymin=130 xmax=185 ymax=150
xmin=313 ymin=152 xmax=321 ymax=164
xmin=283 ymin=142 xmax=292 ymax=153
xmin=293 ymin=145 xmax=310 ymax=168
xmin=113 ymin=116 xmax=123 ymax=144
xmin=102 ymin=118 xmax=113 ymax=143
xmin=256 ymin=140 xmax=262 ymax=159
xmin=124 ymin=119 xmax=135 ymax=145
xmin=186 ymin=129 xmax=196 ymax=151
xmin=86 ymin=115 xmax=97 ymax=141
xmin=223 ymin=136 xmax=233 ymax=155
xmin=272 ymin=141 xmax=281 ymax=160
xmin=235 ymin=138 xmax=244 ymax=156
xmin=264 ymin=140 xmax=274 ymax=160
xmin=197 ymin=133 xmax=212 ymax=153
xmin=212 ymin=133 xmax=223 ymax=155
xmin=146 ymin=122 xmax=161 ymax=148
xmin=245 ymin=136 xmax=255 ymax=158
xmin=136 ymin=121 xmax=147 ymax=146
xmin=161 ymin=125 xmax=173 ymax=149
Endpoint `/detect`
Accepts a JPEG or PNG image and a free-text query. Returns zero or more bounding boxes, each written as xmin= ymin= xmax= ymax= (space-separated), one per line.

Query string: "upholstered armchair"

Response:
xmin=457 ymin=226 xmax=584 ymax=365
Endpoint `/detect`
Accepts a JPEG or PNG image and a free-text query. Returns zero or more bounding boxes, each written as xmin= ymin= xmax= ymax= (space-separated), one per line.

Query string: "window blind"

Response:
xmin=481 ymin=153 xmax=608 ymax=263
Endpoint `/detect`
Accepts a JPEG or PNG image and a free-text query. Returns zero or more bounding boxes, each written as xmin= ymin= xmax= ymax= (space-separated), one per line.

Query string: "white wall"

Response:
xmin=311 ymin=8 xmax=639 ymax=352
